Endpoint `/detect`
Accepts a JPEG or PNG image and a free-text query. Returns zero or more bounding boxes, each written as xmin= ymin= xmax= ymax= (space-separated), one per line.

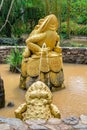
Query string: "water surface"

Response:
xmin=0 ymin=64 xmax=87 ymax=118
xmin=53 ymin=63 xmax=87 ymax=117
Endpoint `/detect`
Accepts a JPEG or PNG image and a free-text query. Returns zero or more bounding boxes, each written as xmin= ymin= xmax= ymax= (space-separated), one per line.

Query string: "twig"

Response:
xmin=0 ymin=0 xmax=4 ymax=10
xmin=0 ymin=0 xmax=14 ymax=32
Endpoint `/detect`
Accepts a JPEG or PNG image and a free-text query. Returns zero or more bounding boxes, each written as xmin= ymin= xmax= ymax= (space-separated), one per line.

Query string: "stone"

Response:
xmin=80 ymin=115 xmax=87 ymax=124
xmin=25 ymin=119 xmax=46 ymax=125
xmin=47 ymin=118 xmax=61 ymax=125
xmin=50 ymin=71 xmax=60 ymax=87
xmin=26 ymin=76 xmax=38 ymax=89
xmin=59 ymin=123 xmax=73 ymax=130
xmin=7 ymin=102 xmax=14 ymax=107
xmin=0 ymin=76 xmax=5 ymax=108
xmin=0 ymin=123 xmax=14 ymax=130
xmin=73 ymin=123 xmax=87 ymax=129
xmin=50 ymin=70 xmax=64 ymax=87
xmin=0 ymin=117 xmax=28 ymax=130
xmin=29 ymin=124 xmax=47 ymax=130
xmin=62 ymin=116 xmax=79 ymax=125
xmin=85 ymin=51 xmax=87 ymax=55
xmin=44 ymin=124 xmax=60 ymax=130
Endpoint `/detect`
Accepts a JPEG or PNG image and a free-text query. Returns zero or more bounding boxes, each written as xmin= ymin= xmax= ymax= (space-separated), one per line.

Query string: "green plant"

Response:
xmin=6 ymin=46 xmax=23 ymax=73
xmin=61 ymin=21 xmax=87 ymax=37
xmin=77 ymin=25 xmax=87 ymax=36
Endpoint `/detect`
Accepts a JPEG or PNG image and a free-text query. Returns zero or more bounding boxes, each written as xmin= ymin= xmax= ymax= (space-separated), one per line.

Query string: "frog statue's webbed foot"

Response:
xmin=22 ymin=47 xmax=31 ymax=58
xmin=50 ymin=104 xmax=61 ymax=118
xmin=54 ymin=46 xmax=62 ymax=53
xmin=15 ymin=103 xmax=27 ymax=120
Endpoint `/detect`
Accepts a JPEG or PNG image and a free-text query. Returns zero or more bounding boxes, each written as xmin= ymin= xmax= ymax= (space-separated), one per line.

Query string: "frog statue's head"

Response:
xmin=34 ymin=14 xmax=58 ymax=33
xmin=25 ymin=81 xmax=53 ymax=105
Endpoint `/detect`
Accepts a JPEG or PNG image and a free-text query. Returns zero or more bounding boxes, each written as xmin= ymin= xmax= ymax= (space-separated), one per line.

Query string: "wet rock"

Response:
xmin=62 ymin=116 xmax=79 ymax=125
xmin=44 ymin=124 xmax=60 ymax=130
xmin=7 ymin=102 xmax=14 ymax=107
xmin=29 ymin=124 xmax=47 ymax=130
xmin=47 ymin=118 xmax=61 ymax=125
xmin=0 ymin=123 xmax=14 ymax=130
xmin=0 ymin=117 xmax=28 ymax=130
xmin=73 ymin=123 xmax=87 ymax=129
xmin=59 ymin=123 xmax=73 ymax=130
xmin=0 ymin=76 xmax=5 ymax=108
xmin=80 ymin=115 xmax=87 ymax=124
xmin=25 ymin=119 xmax=46 ymax=125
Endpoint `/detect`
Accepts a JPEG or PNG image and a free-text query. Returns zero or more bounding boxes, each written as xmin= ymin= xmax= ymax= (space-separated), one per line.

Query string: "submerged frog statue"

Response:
xmin=15 ymin=81 xmax=61 ymax=120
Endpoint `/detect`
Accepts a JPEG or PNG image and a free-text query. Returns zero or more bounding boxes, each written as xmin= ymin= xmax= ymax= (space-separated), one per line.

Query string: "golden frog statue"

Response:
xmin=20 ymin=14 xmax=64 ymax=90
xmin=15 ymin=81 xmax=61 ymax=120
xmin=23 ymin=14 xmax=61 ymax=58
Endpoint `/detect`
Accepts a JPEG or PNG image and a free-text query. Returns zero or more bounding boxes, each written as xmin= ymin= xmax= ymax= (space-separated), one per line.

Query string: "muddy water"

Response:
xmin=0 ymin=64 xmax=25 ymax=118
xmin=0 ymin=64 xmax=87 ymax=118
xmin=53 ymin=63 xmax=87 ymax=117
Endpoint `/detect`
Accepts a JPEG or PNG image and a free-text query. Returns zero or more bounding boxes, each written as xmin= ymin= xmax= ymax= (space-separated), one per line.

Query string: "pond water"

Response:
xmin=0 ymin=64 xmax=87 ymax=118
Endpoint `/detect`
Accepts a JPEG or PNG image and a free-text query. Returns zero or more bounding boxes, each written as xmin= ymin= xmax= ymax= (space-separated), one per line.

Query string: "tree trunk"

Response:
xmin=67 ymin=0 xmax=70 ymax=39
xmin=54 ymin=0 xmax=58 ymax=17
xmin=45 ymin=0 xmax=50 ymax=15
xmin=58 ymin=0 xmax=62 ymax=34
xmin=5 ymin=23 xmax=11 ymax=37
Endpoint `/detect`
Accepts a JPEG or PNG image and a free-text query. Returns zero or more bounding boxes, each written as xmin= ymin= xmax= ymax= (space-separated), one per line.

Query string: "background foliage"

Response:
xmin=6 ymin=46 xmax=23 ymax=72
xmin=0 ymin=0 xmax=87 ymax=38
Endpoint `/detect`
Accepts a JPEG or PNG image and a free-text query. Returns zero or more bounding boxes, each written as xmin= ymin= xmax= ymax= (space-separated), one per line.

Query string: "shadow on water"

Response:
xmin=0 ymin=63 xmax=87 ymax=118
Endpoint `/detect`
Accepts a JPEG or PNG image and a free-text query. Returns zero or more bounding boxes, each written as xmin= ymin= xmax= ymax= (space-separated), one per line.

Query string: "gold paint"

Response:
xmin=15 ymin=81 xmax=61 ymax=120
xmin=23 ymin=14 xmax=60 ymax=57
xmin=20 ymin=14 xmax=64 ymax=89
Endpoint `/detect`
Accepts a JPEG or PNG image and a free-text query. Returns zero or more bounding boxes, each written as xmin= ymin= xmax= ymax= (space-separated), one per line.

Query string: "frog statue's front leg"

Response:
xmin=50 ymin=104 xmax=61 ymax=118
xmin=22 ymin=47 xmax=31 ymax=58
xmin=54 ymin=35 xmax=62 ymax=53
xmin=15 ymin=103 xmax=27 ymax=120
xmin=26 ymin=33 xmax=46 ymax=54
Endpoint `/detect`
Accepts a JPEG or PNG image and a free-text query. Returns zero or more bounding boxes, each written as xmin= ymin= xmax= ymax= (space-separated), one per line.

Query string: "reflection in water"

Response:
xmin=0 ymin=64 xmax=87 ymax=118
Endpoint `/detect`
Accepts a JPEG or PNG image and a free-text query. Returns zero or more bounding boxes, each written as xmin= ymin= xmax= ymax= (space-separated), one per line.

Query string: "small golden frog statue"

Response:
xmin=15 ymin=81 xmax=61 ymax=120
